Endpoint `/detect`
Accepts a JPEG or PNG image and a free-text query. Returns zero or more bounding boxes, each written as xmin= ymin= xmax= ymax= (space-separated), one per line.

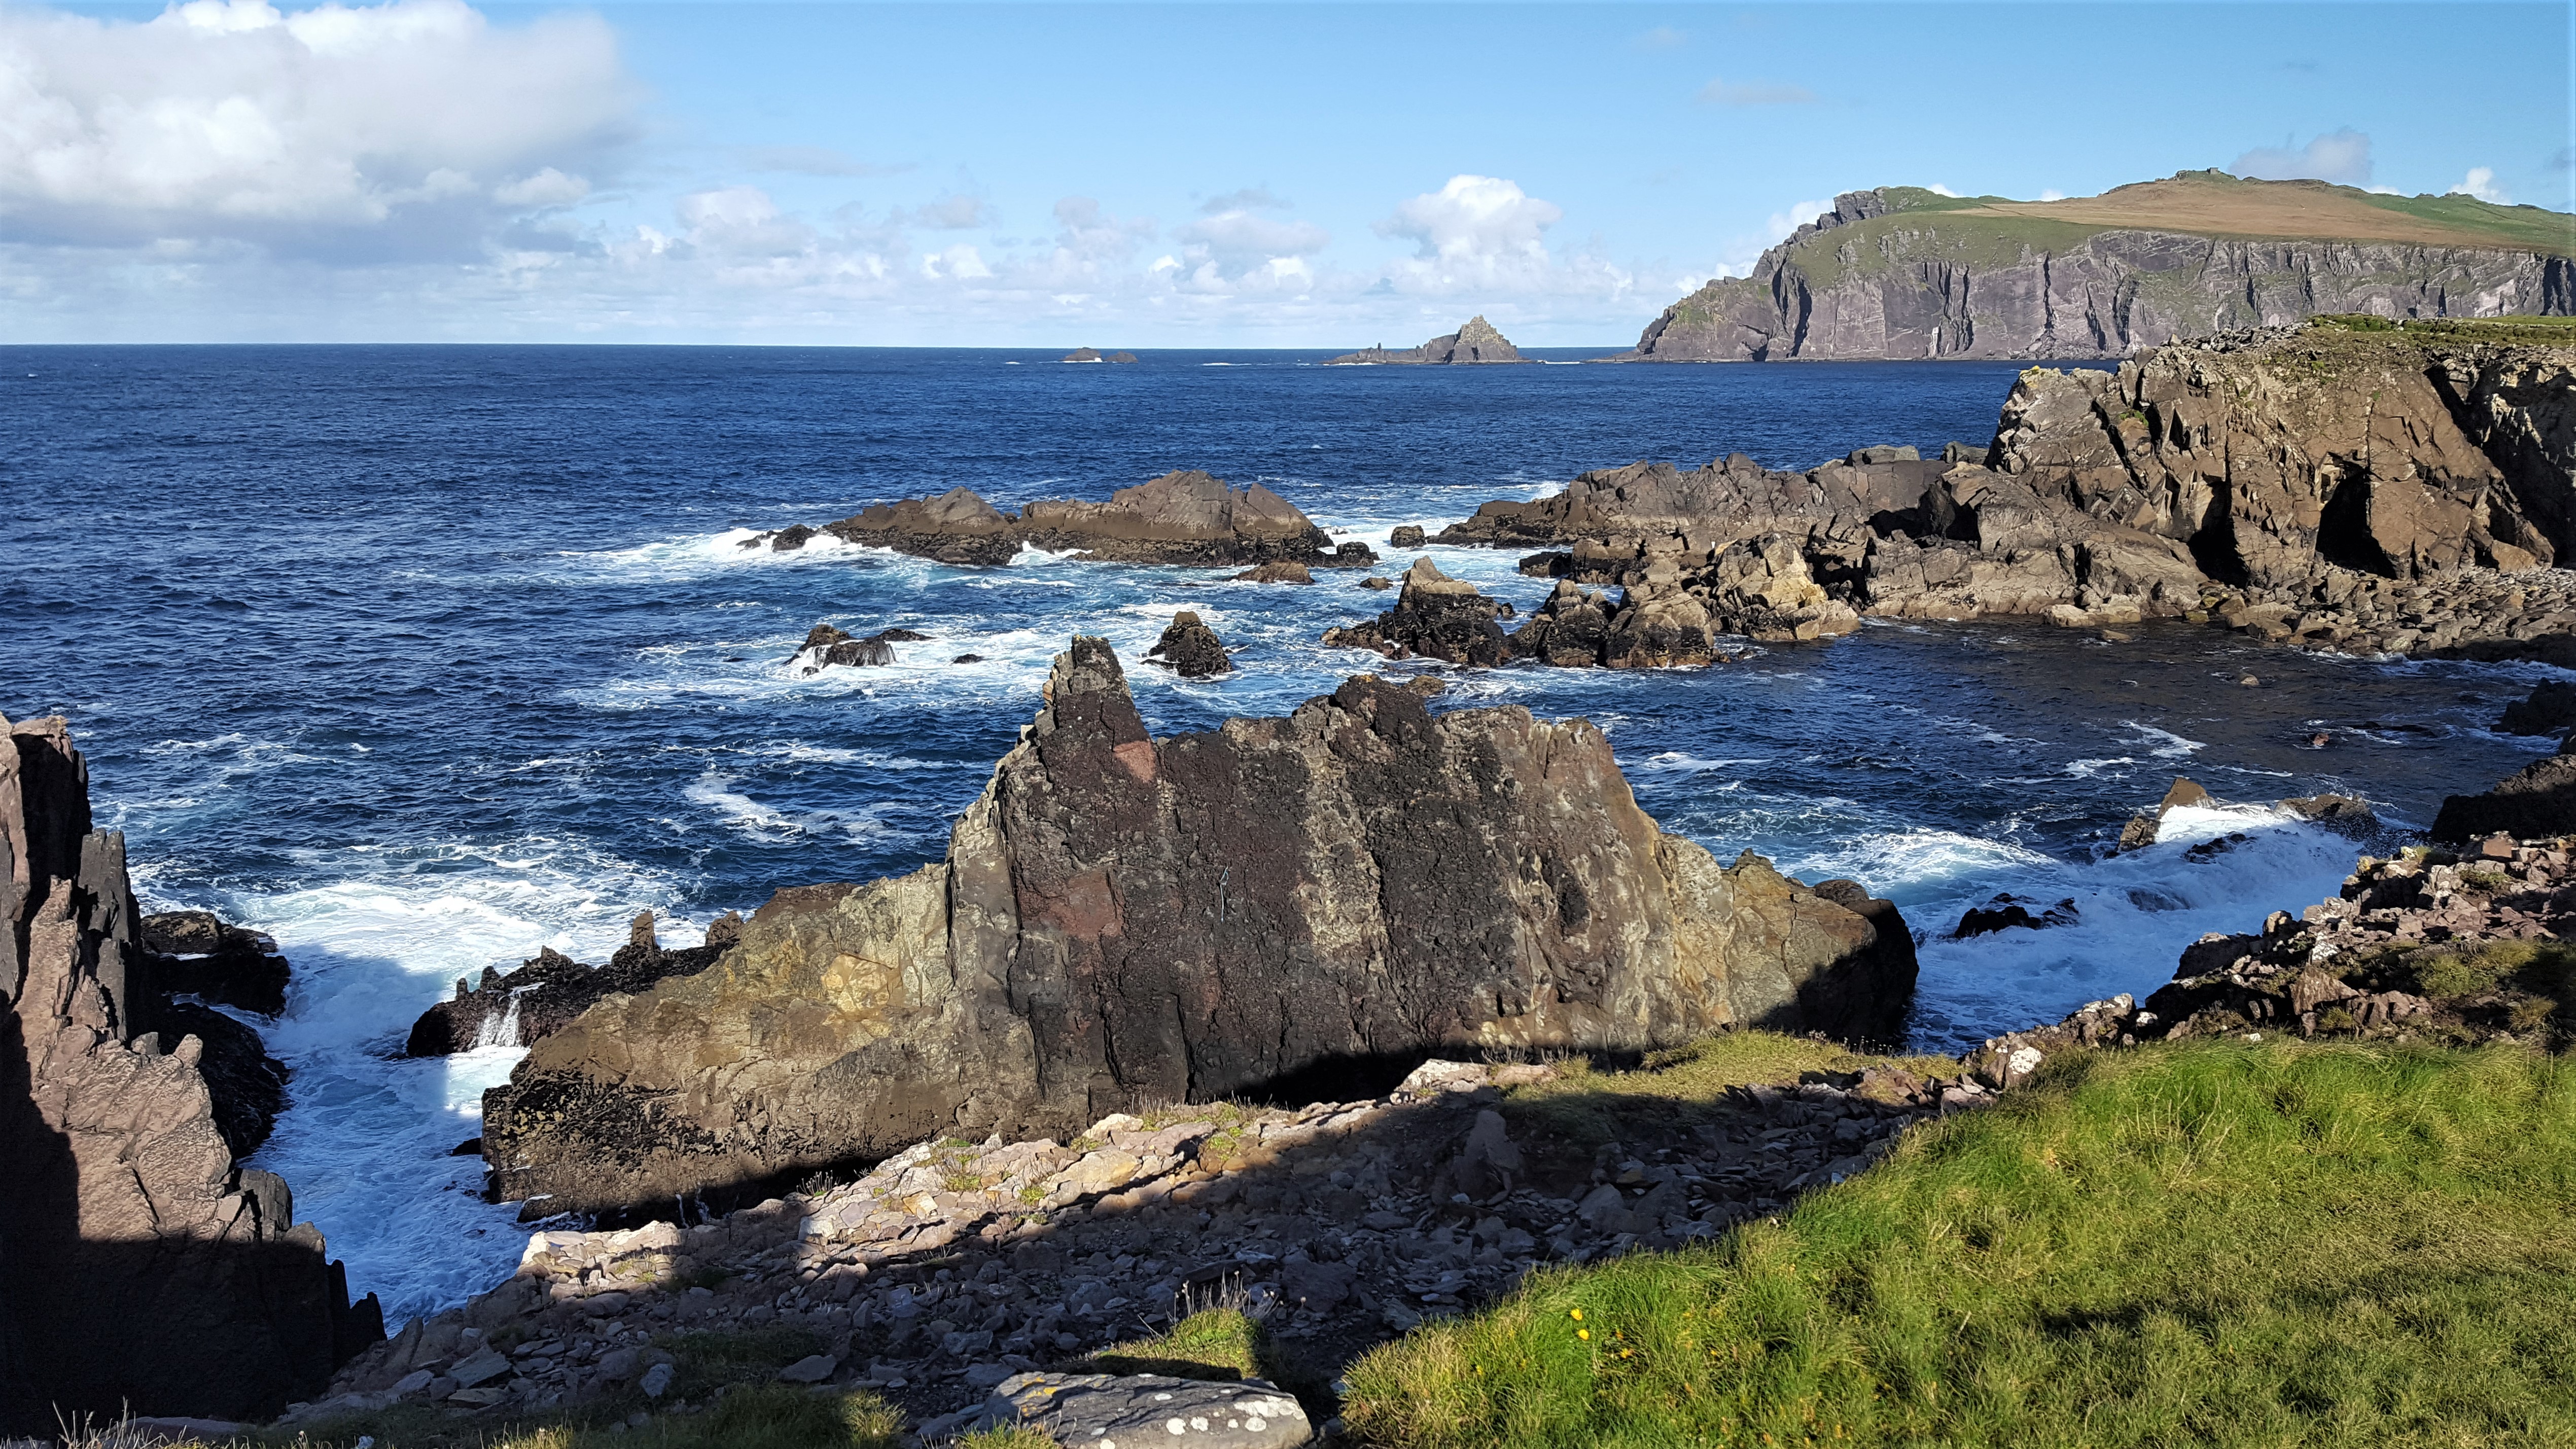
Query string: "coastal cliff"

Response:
xmin=1430 ymin=317 xmax=2576 ymax=661
xmin=1 ymin=714 xmax=379 ymax=1429
xmin=480 ymin=639 xmax=1916 ymax=1217
xmin=1611 ymin=173 xmax=2570 ymax=363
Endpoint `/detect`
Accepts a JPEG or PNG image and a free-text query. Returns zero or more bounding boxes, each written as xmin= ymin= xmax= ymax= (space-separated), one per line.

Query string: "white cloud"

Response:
xmin=0 ymin=0 xmax=636 ymax=257
xmin=2037 ymin=188 xmax=2067 ymax=202
xmin=1175 ymin=209 xmax=1328 ymax=276
xmin=1927 ymin=183 xmax=1961 ymax=197
xmin=921 ymin=243 xmax=992 ymax=280
xmin=1763 ymin=197 xmax=1838 ymax=242
xmin=1696 ymin=77 xmax=1816 ymax=105
xmin=907 ymin=194 xmax=995 ymax=229
xmin=1379 ymin=174 xmax=1562 ymax=265
xmin=2234 ymin=128 xmax=2373 ymax=187
xmin=2449 ymin=167 xmax=2510 ymax=204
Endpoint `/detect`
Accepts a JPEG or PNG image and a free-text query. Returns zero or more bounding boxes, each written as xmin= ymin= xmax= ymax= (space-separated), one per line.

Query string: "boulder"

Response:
xmin=404 ymin=909 xmax=739 ymax=1056
xmin=1144 ymin=612 xmax=1232 ymax=678
xmin=1600 ymin=585 xmax=1716 ymax=668
xmin=479 ymin=639 xmax=1917 ymax=1216
xmin=793 ymin=623 xmax=913 ymax=674
xmin=139 ymin=910 xmax=291 ymax=1017
xmin=1954 ymin=895 xmax=2079 ymax=938
xmin=1509 ymin=580 xmax=1616 ymax=666
xmin=1698 ymin=535 xmax=1858 ymax=643
xmin=2498 ymin=681 xmax=2576 ymax=735
xmin=1230 ymin=561 xmax=1314 ymax=585
xmin=0 ymin=715 xmax=378 ymax=1430
xmin=1390 ymin=525 xmax=1427 ymax=548
xmin=923 ymin=1372 xmax=1309 ymax=1448
xmin=2114 ymin=777 xmax=2213 ymax=854
xmin=2431 ymin=741 xmax=2576 ymax=841
xmin=1321 ymin=558 xmax=1512 ymax=667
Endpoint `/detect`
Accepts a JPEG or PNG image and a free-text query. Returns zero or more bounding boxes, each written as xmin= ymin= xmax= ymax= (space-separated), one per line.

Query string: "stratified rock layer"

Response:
xmin=481 ymin=640 xmax=1916 ymax=1217
xmin=0 ymin=714 xmax=378 ymax=1430
xmin=1325 ymin=315 xmax=1531 ymax=365
xmin=1612 ymin=174 xmax=2568 ymax=363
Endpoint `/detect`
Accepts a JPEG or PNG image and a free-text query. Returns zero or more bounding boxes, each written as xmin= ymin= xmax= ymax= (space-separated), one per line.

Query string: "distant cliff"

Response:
xmin=1327 ymin=314 xmax=1530 ymax=365
xmin=1612 ymin=172 xmax=2573 ymax=362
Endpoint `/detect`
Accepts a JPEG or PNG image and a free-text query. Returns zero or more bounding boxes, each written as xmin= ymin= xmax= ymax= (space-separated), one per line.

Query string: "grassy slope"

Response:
xmin=1344 ymin=1042 xmax=2576 ymax=1448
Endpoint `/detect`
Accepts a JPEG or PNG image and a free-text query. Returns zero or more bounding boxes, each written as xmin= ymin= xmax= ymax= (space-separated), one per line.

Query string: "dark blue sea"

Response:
xmin=4 ymin=344 xmax=2556 ymax=1320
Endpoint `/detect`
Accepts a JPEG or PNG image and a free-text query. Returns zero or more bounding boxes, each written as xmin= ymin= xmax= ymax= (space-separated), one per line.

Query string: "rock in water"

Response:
xmin=764 ymin=473 xmax=1377 ymax=571
xmin=2499 ymin=682 xmax=2576 ymax=735
xmin=805 ymin=486 xmax=1021 ymax=566
xmin=139 ymin=909 xmax=292 ymax=1016
xmin=1144 ymin=611 xmax=1231 ymax=677
xmin=1230 ymin=560 xmax=1314 ymax=585
xmin=480 ymin=638 xmax=1917 ymax=1216
xmin=1390 ymin=524 xmax=1427 ymax=547
xmin=792 ymin=622 xmax=911 ymax=674
xmin=1321 ymin=557 xmax=1513 ymax=666
xmin=2432 ymin=738 xmax=2576 ymax=841
xmin=404 ymin=910 xmax=740 ymax=1056
xmin=2114 ymin=777 xmax=2213 ymax=853
xmin=1324 ymin=315 xmax=1531 ymax=366
xmin=0 ymin=714 xmax=379 ymax=1429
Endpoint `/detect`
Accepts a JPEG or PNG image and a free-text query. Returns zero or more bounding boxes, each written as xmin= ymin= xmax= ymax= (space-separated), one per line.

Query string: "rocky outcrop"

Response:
xmin=1062 ymin=348 xmax=1138 ymax=363
xmin=793 ymin=624 xmax=929 ymax=674
xmin=1439 ymin=320 xmax=2576 ymax=656
xmin=1144 ymin=612 xmax=1230 ymax=678
xmin=1324 ymin=316 xmax=1529 ymax=365
xmin=0 ymin=714 xmax=379 ymax=1430
xmin=2497 ymin=681 xmax=2576 ymax=735
xmin=1608 ymin=174 xmax=2569 ymax=363
xmin=1231 ymin=561 xmax=1314 ymax=585
xmin=1321 ymin=558 xmax=1514 ymax=666
xmin=2431 ymin=738 xmax=2576 ymax=841
xmin=404 ymin=911 xmax=740 ymax=1058
xmin=1390 ymin=525 xmax=1427 ymax=548
xmin=756 ymin=473 xmax=1379 ymax=573
xmin=140 ymin=909 xmax=292 ymax=1017
xmin=479 ymin=640 xmax=1917 ymax=1217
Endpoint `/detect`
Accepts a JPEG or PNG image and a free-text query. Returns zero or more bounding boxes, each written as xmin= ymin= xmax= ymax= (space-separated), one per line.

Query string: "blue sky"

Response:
xmin=4 ymin=1 xmax=2566 ymax=344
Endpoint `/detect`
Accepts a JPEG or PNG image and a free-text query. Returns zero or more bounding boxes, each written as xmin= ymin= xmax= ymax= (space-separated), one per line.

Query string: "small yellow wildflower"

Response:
xmin=1577 ymin=1329 xmax=1591 ymax=1340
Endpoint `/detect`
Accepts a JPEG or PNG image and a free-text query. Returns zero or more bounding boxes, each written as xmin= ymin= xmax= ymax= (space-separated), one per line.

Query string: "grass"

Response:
xmin=1083 ymin=1305 xmax=1267 ymax=1382
xmin=1342 ymin=1041 xmax=2576 ymax=1448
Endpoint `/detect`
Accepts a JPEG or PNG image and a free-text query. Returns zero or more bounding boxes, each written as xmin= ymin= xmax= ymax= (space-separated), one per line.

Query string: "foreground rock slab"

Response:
xmin=921 ymin=1372 xmax=1309 ymax=1447
xmin=481 ymin=638 xmax=1916 ymax=1217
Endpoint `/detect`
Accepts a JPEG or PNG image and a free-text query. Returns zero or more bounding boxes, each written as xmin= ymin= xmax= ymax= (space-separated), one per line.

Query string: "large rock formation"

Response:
xmin=1325 ymin=315 xmax=1531 ymax=365
xmin=1438 ymin=319 xmax=2576 ymax=655
xmin=405 ymin=911 xmax=739 ymax=1058
xmin=753 ymin=472 xmax=1379 ymax=572
xmin=1608 ymin=173 xmax=2570 ymax=363
xmin=1320 ymin=557 xmax=1515 ymax=666
xmin=480 ymin=640 xmax=1917 ymax=1217
xmin=0 ymin=714 xmax=379 ymax=1430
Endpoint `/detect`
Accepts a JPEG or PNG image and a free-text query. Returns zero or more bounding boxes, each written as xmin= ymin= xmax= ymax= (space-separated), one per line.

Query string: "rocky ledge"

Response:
xmin=1321 ymin=556 xmax=1749 ymax=668
xmin=1323 ymin=315 xmax=1530 ymax=366
xmin=406 ymin=910 xmax=741 ymax=1058
xmin=1 ymin=713 xmax=380 ymax=1430
xmin=321 ymin=1053 xmax=1977 ymax=1430
xmin=1432 ymin=320 xmax=2576 ymax=664
xmin=479 ymin=638 xmax=1917 ymax=1220
xmin=748 ymin=472 xmax=1381 ymax=572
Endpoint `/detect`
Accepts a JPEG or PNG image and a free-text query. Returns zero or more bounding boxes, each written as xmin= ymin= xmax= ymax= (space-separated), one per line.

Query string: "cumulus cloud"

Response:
xmin=1175 ymin=209 xmax=1329 ymax=277
xmin=1697 ymin=77 xmax=1816 ymax=105
xmin=0 ymin=0 xmax=638 ymax=257
xmin=2233 ymin=128 xmax=2373 ymax=186
xmin=1764 ymin=197 xmax=1838 ymax=242
xmin=907 ymin=193 xmax=996 ymax=229
xmin=2449 ymin=167 xmax=2510 ymax=204
xmin=1380 ymin=174 xmax=1562 ymax=264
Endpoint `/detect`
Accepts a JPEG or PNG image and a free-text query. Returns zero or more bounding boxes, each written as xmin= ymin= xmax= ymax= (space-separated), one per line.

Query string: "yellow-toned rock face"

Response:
xmin=481 ymin=639 xmax=1917 ymax=1217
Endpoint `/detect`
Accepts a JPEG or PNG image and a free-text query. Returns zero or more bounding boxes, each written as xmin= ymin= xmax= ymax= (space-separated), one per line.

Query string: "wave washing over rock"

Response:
xmin=481 ymin=637 xmax=1917 ymax=1218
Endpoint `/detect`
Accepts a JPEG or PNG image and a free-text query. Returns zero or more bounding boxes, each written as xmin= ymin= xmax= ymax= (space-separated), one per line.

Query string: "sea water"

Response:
xmin=5 ymin=344 xmax=2561 ymax=1321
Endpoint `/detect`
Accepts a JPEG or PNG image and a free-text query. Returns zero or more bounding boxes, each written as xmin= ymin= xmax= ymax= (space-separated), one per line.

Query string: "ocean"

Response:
xmin=5 ymin=343 xmax=2558 ymax=1324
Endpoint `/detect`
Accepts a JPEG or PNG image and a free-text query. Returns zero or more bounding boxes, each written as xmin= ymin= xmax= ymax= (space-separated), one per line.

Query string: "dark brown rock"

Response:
xmin=819 ymin=488 xmax=1021 ymax=567
xmin=1144 ymin=612 xmax=1231 ymax=678
xmin=140 ymin=909 xmax=291 ymax=1017
xmin=478 ymin=639 xmax=1917 ymax=1217
xmin=2499 ymin=682 xmax=2576 ymax=735
xmin=1230 ymin=561 xmax=1314 ymax=585
xmin=1325 ymin=316 xmax=1530 ymax=366
xmin=1390 ymin=525 xmax=1426 ymax=548
xmin=1019 ymin=471 xmax=1372 ymax=569
xmin=403 ymin=909 xmax=738 ymax=1057
xmin=1321 ymin=558 xmax=1511 ymax=667
xmin=0 ymin=714 xmax=377 ymax=1430
xmin=2432 ymin=744 xmax=2576 ymax=841
xmin=794 ymin=624 xmax=909 ymax=674
xmin=2114 ymin=777 xmax=2213 ymax=853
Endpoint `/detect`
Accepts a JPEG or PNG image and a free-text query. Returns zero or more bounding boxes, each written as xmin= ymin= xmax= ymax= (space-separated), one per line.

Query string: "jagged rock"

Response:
xmin=1145 ymin=612 xmax=1232 ymax=678
xmin=1509 ymin=581 xmax=1616 ymax=666
xmin=1601 ymin=585 xmax=1715 ymax=668
xmin=2115 ymin=777 xmax=2213 ymax=853
xmin=140 ymin=910 xmax=292 ymax=1016
xmin=479 ymin=639 xmax=1917 ymax=1216
xmin=1325 ymin=315 xmax=1530 ymax=365
xmin=1390 ymin=525 xmax=1427 ymax=548
xmin=1954 ymin=896 xmax=2080 ymax=938
xmin=793 ymin=623 xmax=904 ymax=673
xmin=2499 ymin=682 xmax=2576 ymax=735
xmin=1230 ymin=561 xmax=1313 ymax=585
xmin=0 ymin=714 xmax=379 ymax=1429
xmin=403 ymin=910 xmax=739 ymax=1057
xmin=1697 ymin=534 xmax=1859 ymax=642
xmin=2432 ymin=739 xmax=2576 ymax=841
xmin=1321 ymin=558 xmax=1512 ymax=666
xmin=1609 ymin=174 xmax=2571 ymax=363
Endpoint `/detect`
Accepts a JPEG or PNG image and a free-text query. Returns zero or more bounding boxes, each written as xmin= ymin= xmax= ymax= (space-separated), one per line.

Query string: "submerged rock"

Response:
xmin=480 ymin=638 xmax=1917 ymax=1216
xmin=1144 ymin=611 xmax=1232 ymax=678
xmin=0 ymin=714 xmax=379 ymax=1429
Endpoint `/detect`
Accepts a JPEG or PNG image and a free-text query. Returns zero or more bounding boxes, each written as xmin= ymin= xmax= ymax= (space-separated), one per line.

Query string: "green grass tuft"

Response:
xmin=1084 ymin=1306 xmax=1266 ymax=1382
xmin=1344 ymin=1041 xmax=2576 ymax=1448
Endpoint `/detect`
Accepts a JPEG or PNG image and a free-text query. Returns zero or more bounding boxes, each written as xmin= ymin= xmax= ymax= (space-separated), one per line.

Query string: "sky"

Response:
xmin=2 ymin=0 xmax=2567 ymax=346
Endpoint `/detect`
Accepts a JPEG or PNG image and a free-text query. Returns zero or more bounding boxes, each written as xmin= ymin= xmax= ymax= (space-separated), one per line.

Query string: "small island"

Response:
xmin=1062 ymin=347 xmax=1139 ymax=363
xmin=1324 ymin=313 xmax=1530 ymax=365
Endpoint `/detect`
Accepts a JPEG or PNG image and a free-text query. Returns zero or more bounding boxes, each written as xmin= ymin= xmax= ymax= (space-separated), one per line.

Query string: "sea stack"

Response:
xmin=1325 ymin=315 xmax=1531 ymax=365
xmin=479 ymin=638 xmax=1918 ymax=1217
